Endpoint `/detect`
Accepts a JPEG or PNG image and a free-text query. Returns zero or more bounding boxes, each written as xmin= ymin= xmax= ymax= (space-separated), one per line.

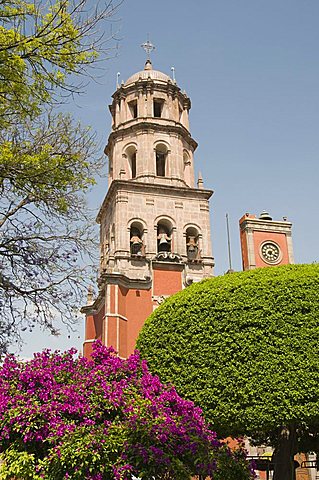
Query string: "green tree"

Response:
xmin=0 ymin=0 xmax=121 ymax=355
xmin=0 ymin=0 xmax=120 ymax=127
xmin=137 ymin=264 xmax=319 ymax=480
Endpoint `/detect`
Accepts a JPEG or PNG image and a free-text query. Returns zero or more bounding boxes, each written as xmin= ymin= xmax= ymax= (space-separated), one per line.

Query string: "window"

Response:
xmin=125 ymin=145 xmax=137 ymax=179
xmin=128 ymin=100 xmax=138 ymax=119
xmin=131 ymin=152 xmax=136 ymax=178
xmin=153 ymin=99 xmax=163 ymax=118
xmin=156 ymin=152 xmax=166 ymax=177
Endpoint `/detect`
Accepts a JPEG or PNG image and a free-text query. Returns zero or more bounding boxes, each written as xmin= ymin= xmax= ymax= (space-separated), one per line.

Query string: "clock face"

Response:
xmin=260 ymin=242 xmax=281 ymax=264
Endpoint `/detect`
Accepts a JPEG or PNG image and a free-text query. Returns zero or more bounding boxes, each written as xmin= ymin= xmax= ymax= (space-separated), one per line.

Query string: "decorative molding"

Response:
xmin=175 ymin=201 xmax=183 ymax=209
xmin=105 ymin=120 xmax=198 ymax=153
xmin=153 ymin=252 xmax=183 ymax=263
xmin=116 ymin=193 xmax=129 ymax=203
xmin=200 ymin=203 xmax=209 ymax=212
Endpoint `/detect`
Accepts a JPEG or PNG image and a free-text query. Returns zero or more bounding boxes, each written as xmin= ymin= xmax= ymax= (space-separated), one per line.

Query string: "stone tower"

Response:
xmin=82 ymin=60 xmax=214 ymax=358
xmin=239 ymin=211 xmax=294 ymax=271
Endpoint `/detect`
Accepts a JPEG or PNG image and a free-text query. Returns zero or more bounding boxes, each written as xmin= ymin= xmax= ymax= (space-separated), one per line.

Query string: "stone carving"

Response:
xmin=154 ymin=251 xmax=182 ymax=263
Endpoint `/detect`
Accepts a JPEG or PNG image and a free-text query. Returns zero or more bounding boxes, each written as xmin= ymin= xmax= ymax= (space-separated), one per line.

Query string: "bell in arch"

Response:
xmin=130 ymin=227 xmax=144 ymax=256
xmin=157 ymin=226 xmax=171 ymax=253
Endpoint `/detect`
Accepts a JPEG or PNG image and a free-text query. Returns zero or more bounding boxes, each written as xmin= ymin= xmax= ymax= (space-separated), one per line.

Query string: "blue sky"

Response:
xmin=17 ymin=0 xmax=319 ymax=357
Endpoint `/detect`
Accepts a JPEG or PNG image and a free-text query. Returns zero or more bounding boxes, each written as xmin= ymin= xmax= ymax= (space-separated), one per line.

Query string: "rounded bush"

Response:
xmin=137 ymin=264 xmax=319 ymax=441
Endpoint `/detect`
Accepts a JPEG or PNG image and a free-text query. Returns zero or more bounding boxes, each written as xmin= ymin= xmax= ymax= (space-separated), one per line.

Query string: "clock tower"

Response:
xmin=239 ymin=211 xmax=294 ymax=271
xmin=82 ymin=58 xmax=214 ymax=358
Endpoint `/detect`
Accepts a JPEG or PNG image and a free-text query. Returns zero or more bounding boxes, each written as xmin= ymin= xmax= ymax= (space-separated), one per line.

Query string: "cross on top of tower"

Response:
xmin=141 ymin=37 xmax=155 ymax=60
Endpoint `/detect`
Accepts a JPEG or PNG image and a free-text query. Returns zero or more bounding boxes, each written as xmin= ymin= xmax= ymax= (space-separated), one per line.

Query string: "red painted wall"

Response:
xmin=83 ymin=303 xmax=105 ymax=358
xmin=124 ymin=288 xmax=153 ymax=356
xmin=153 ymin=268 xmax=182 ymax=296
xmin=85 ymin=268 xmax=183 ymax=358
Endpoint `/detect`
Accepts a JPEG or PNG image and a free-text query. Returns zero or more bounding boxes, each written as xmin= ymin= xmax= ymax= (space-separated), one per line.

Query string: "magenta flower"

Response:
xmin=0 ymin=341 xmax=253 ymax=479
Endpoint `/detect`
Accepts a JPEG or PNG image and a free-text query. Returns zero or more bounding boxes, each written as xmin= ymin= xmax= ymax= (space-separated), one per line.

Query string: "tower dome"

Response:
xmin=124 ymin=60 xmax=173 ymax=86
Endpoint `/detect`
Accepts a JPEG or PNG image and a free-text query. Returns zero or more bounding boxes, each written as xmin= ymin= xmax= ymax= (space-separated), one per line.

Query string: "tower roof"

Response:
xmin=124 ymin=60 xmax=173 ymax=87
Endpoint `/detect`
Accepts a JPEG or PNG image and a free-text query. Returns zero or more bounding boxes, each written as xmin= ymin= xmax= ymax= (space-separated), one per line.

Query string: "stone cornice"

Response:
xmin=105 ymin=120 xmax=197 ymax=154
xmin=96 ymin=180 xmax=214 ymax=223
xmin=240 ymin=218 xmax=292 ymax=232
xmin=112 ymin=79 xmax=190 ymax=107
xmin=99 ymin=272 xmax=152 ymax=290
xmin=152 ymin=261 xmax=185 ymax=272
xmin=81 ymin=292 xmax=104 ymax=315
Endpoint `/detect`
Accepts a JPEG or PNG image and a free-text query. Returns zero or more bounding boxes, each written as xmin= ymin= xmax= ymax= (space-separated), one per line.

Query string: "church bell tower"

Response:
xmin=82 ymin=57 xmax=214 ymax=358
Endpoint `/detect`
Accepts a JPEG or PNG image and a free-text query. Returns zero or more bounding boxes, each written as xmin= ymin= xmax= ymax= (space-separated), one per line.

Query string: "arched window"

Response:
xmin=125 ymin=145 xmax=137 ymax=179
xmin=157 ymin=221 xmax=172 ymax=253
xmin=155 ymin=143 xmax=168 ymax=177
xmin=185 ymin=227 xmax=201 ymax=262
xmin=130 ymin=222 xmax=145 ymax=257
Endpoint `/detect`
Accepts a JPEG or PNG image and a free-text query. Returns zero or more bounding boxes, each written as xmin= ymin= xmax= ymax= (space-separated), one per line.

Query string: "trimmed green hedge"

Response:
xmin=137 ymin=264 xmax=319 ymax=446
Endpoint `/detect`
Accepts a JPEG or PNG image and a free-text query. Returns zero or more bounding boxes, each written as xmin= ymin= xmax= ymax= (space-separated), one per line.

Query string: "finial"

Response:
xmin=171 ymin=66 xmax=176 ymax=82
xmin=116 ymin=72 xmax=121 ymax=89
xmin=87 ymin=285 xmax=94 ymax=306
xmin=197 ymin=171 xmax=204 ymax=189
xmin=141 ymin=35 xmax=155 ymax=61
xmin=144 ymin=59 xmax=152 ymax=70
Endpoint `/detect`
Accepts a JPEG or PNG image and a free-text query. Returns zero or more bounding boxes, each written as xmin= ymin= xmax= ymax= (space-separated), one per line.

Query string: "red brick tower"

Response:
xmin=239 ymin=211 xmax=294 ymax=271
xmin=82 ymin=59 xmax=214 ymax=358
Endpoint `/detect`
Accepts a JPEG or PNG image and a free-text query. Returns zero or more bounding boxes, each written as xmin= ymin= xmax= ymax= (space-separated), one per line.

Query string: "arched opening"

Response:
xmin=155 ymin=143 xmax=168 ymax=177
xmin=130 ymin=222 xmax=145 ymax=257
xmin=157 ymin=220 xmax=172 ymax=253
xmin=125 ymin=145 xmax=137 ymax=179
xmin=186 ymin=227 xmax=201 ymax=262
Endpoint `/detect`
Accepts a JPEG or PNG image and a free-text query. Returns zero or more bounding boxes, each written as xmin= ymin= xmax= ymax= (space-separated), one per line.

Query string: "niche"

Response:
xmin=186 ymin=227 xmax=201 ymax=262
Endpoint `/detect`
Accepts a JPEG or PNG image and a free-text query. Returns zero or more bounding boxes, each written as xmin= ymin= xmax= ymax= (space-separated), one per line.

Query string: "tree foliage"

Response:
xmin=0 ymin=0 xmax=121 ymax=354
xmin=0 ymin=0 xmax=120 ymax=126
xmin=137 ymin=264 xmax=319 ymax=480
xmin=0 ymin=341 xmax=253 ymax=480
